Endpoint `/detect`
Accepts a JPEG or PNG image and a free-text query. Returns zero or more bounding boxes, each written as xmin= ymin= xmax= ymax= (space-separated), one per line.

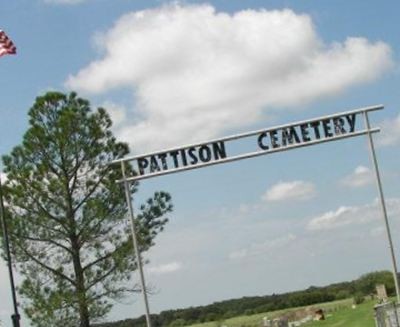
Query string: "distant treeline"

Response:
xmin=95 ymin=270 xmax=394 ymax=327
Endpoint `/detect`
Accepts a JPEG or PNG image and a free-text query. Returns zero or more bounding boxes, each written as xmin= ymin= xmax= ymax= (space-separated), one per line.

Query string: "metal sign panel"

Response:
xmin=113 ymin=105 xmax=382 ymax=182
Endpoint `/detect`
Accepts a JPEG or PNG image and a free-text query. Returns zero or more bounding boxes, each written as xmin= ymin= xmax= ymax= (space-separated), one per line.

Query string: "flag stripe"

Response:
xmin=0 ymin=30 xmax=17 ymax=57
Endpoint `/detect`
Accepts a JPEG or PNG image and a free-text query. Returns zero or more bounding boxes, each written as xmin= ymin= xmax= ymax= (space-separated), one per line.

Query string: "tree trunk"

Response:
xmin=71 ymin=236 xmax=90 ymax=327
xmin=66 ymin=168 xmax=90 ymax=327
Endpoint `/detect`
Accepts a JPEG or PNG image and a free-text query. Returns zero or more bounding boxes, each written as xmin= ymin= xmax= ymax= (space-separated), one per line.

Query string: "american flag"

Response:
xmin=0 ymin=30 xmax=16 ymax=57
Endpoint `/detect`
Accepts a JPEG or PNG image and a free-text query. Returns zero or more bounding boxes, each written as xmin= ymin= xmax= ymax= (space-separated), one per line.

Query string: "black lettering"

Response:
xmin=212 ymin=141 xmax=227 ymax=160
xmin=158 ymin=153 xmax=168 ymax=170
xmin=322 ymin=119 xmax=333 ymax=137
xmin=289 ymin=127 xmax=301 ymax=143
xmin=137 ymin=158 xmax=149 ymax=175
xmin=310 ymin=121 xmax=321 ymax=139
xmin=199 ymin=145 xmax=212 ymax=162
xmin=333 ymin=117 xmax=346 ymax=135
xmin=180 ymin=149 xmax=188 ymax=166
xmin=300 ymin=123 xmax=311 ymax=142
xmin=150 ymin=156 xmax=160 ymax=173
xmin=188 ymin=147 xmax=199 ymax=165
xmin=346 ymin=114 xmax=356 ymax=132
xmin=258 ymin=132 xmax=269 ymax=150
xmin=269 ymin=130 xmax=280 ymax=148
xmin=281 ymin=128 xmax=292 ymax=146
xmin=169 ymin=151 xmax=180 ymax=168
xmin=281 ymin=127 xmax=300 ymax=145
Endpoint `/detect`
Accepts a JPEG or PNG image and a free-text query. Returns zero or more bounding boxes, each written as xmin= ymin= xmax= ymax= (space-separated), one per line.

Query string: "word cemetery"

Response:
xmin=117 ymin=106 xmax=381 ymax=182
xmin=257 ymin=113 xmax=356 ymax=150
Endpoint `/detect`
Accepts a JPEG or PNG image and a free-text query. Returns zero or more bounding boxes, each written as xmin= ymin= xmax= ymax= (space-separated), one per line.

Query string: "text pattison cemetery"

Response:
xmin=133 ymin=112 xmax=359 ymax=178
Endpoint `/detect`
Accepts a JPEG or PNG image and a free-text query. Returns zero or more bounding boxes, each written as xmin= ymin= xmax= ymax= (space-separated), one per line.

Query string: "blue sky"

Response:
xmin=1 ymin=1 xmax=400 ymax=326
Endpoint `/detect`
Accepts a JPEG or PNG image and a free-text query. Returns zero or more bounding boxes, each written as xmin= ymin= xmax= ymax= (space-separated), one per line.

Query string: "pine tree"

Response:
xmin=2 ymin=92 xmax=172 ymax=327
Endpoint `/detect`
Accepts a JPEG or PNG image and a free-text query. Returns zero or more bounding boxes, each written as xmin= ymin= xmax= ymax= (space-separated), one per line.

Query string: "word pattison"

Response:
xmin=137 ymin=142 xmax=227 ymax=175
xmin=133 ymin=111 xmax=364 ymax=178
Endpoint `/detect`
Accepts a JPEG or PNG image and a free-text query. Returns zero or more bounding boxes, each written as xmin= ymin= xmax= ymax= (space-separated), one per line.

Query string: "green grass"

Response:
xmin=186 ymin=298 xmax=377 ymax=327
xmin=304 ymin=300 xmax=376 ymax=327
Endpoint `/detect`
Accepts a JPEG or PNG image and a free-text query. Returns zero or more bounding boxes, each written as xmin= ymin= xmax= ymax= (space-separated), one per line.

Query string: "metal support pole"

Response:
xmin=120 ymin=161 xmax=152 ymax=327
xmin=393 ymin=302 xmax=400 ymax=327
xmin=0 ymin=175 xmax=21 ymax=327
xmin=363 ymin=111 xmax=400 ymax=303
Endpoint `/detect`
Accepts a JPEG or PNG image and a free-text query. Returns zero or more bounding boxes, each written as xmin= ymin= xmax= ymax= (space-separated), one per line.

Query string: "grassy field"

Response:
xmin=187 ymin=298 xmax=377 ymax=327
xmin=304 ymin=300 xmax=376 ymax=327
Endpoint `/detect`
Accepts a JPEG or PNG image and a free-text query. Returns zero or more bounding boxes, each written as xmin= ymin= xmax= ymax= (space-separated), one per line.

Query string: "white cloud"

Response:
xmin=66 ymin=4 xmax=393 ymax=153
xmin=307 ymin=198 xmax=400 ymax=231
xmin=229 ymin=233 xmax=296 ymax=260
xmin=341 ymin=165 xmax=374 ymax=188
xmin=378 ymin=114 xmax=400 ymax=146
xmin=0 ymin=172 xmax=7 ymax=182
xmin=147 ymin=261 xmax=183 ymax=275
xmin=370 ymin=226 xmax=385 ymax=237
xmin=101 ymin=101 xmax=127 ymax=127
xmin=262 ymin=180 xmax=316 ymax=202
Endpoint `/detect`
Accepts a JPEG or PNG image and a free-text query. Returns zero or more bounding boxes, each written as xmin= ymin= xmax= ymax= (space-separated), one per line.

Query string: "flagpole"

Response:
xmin=0 ymin=175 xmax=21 ymax=327
xmin=1 ymin=28 xmax=20 ymax=326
